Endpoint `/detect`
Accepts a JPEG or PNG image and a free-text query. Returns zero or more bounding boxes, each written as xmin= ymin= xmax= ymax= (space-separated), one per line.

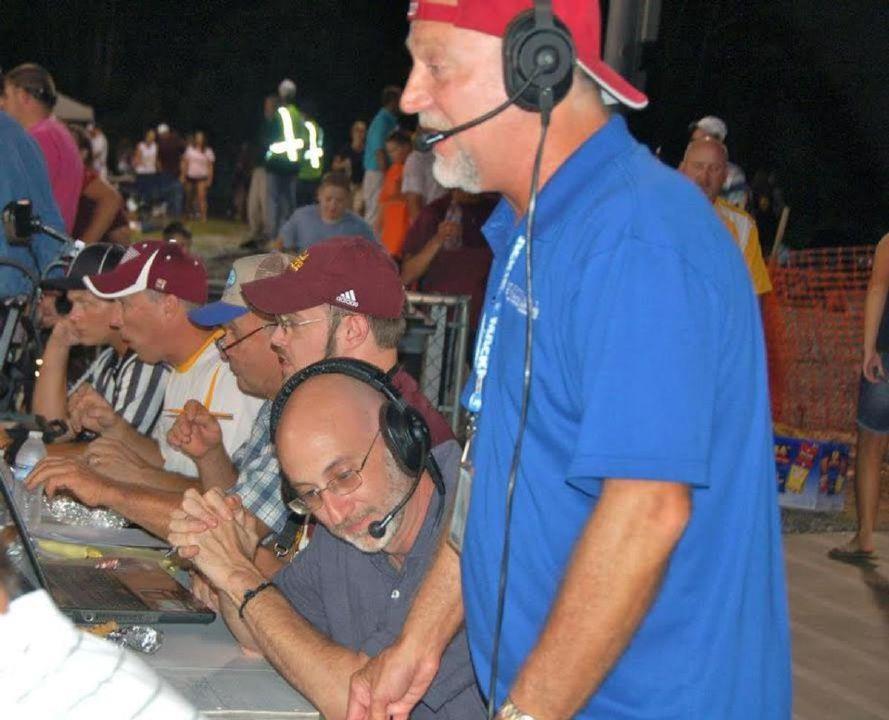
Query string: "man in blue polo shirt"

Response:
xmin=346 ymin=2 xmax=790 ymax=720
xmin=0 ymin=110 xmax=64 ymax=298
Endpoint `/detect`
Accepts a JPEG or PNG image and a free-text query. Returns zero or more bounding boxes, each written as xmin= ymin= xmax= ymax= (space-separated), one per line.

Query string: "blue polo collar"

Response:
xmin=482 ymin=114 xmax=636 ymax=254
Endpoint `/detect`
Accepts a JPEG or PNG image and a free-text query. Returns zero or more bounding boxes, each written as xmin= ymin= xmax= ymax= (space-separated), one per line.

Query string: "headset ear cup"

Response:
xmin=381 ymin=401 xmax=429 ymax=476
xmin=503 ymin=9 xmax=575 ymax=112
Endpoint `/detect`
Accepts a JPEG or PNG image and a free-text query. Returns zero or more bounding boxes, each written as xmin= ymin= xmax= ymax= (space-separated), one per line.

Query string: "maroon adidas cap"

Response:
xmin=84 ymin=240 xmax=208 ymax=305
xmin=241 ymin=236 xmax=405 ymax=319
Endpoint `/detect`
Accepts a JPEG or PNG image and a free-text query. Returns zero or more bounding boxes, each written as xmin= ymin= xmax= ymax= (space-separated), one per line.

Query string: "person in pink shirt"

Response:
xmin=0 ymin=63 xmax=83 ymax=232
xmin=181 ymin=130 xmax=215 ymax=222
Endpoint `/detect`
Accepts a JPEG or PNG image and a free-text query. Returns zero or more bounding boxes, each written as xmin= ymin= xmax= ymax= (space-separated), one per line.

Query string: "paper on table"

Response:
xmin=32 ymin=520 xmax=169 ymax=549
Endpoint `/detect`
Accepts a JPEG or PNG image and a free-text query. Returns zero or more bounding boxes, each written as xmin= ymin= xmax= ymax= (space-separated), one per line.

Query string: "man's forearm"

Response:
xmin=129 ymin=466 xmax=202 ymax=494
xmin=223 ymin=569 xmax=367 ymax=720
xmin=31 ymin=339 xmax=71 ymax=421
xmin=195 ymin=447 xmax=239 ymax=491
xmin=98 ymin=480 xmax=188 ymax=539
xmin=401 ymin=238 xmax=442 ymax=286
xmin=103 ymin=421 xmax=164 ymax=466
xmin=508 ymin=479 xmax=690 ymax=719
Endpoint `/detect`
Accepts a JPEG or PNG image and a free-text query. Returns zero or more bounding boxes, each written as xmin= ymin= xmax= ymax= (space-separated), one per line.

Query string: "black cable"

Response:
xmin=486 ymin=101 xmax=552 ymax=720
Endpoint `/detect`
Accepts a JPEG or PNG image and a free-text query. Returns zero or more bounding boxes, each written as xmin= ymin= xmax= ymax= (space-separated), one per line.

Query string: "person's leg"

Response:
xmin=285 ymin=176 xmax=298 ymax=221
xmin=247 ymin=168 xmax=267 ymax=238
xmin=849 ymin=427 xmax=888 ymax=553
xmin=170 ymin=178 xmax=185 ymax=219
xmin=197 ymin=180 xmax=208 ymax=221
xmin=834 ymin=370 xmax=889 ymax=559
xmin=266 ymin=172 xmax=284 ymax=237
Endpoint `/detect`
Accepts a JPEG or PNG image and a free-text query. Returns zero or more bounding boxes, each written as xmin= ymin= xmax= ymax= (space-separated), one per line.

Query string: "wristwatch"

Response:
xmin=497 ymin=698 xmax=537 ymax=720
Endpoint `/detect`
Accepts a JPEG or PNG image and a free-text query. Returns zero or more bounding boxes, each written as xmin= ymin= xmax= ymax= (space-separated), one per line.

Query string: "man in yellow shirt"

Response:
xmin=680 ymin=138 xmax=772 ymax=295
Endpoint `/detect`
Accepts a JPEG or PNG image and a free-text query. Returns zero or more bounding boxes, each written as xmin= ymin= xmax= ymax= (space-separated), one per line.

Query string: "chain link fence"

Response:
xmin=398 ymin=292 xmax=472 ymax=435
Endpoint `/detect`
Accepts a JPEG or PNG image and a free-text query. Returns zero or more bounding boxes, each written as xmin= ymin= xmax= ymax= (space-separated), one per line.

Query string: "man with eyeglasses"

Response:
xmin=241 ymin=236 xmax=454 ymax=452
xmin=167 ymin=372 xmax=485 ymax=720
xmin=166 ymin=252 xmax=296 ymax=543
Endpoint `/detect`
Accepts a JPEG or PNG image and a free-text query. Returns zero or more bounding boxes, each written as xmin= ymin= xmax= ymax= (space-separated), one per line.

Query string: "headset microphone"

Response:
xmin=367 ymin=467 xmax=424 ymax=539
xmin=414 ymin=70 xmax=542 ymax=153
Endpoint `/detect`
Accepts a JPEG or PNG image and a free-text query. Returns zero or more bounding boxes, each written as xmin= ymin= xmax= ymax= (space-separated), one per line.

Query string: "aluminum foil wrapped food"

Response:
xmin=105 ymin=625 xmax=164 ymax=654
xmin=45 ymin=494 xmax=128 ymax=528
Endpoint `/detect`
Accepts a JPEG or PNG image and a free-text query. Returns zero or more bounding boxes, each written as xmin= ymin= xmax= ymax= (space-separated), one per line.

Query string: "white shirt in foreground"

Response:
xmin=0 ymin=589 xmax=201 ymax=720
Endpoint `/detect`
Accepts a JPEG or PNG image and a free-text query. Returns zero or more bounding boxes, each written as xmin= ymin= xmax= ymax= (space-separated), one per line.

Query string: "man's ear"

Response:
xmin=336 ymin=313 xmax=371 ymax=353
xmin=163 ymin=293 xmax=181 ymax=320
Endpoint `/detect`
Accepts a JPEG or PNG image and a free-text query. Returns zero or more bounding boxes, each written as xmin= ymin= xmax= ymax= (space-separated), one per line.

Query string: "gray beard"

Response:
xmin=431 ymin=148 xmax=483 ymax=194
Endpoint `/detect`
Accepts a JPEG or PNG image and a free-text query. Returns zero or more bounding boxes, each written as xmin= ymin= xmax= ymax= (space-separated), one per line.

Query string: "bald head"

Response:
xmin=277 ymin=374 xmax=384 ymax=456
xmin=680 ymin=138 xmax=729 ymax=203
xmin=275 ymin=373 xmax=414 ymax=553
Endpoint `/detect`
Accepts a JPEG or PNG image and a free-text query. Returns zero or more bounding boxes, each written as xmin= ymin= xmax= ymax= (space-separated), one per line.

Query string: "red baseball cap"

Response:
xmin=84 ymin=240 xmax=208 ymax=305
xmin=241 ymin=236 xmax=405 ymax=319
xmin=407 ymin=0 xmax=648 ymax=109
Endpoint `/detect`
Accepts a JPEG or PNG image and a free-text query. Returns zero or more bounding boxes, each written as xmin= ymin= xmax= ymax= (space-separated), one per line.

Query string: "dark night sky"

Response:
xmin=1 ymin=0 xmax=887 ymax=246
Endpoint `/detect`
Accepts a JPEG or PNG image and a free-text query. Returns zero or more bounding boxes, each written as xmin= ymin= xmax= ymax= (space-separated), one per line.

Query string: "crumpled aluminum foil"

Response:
xmin=44 ymin=494 xmax=128 ymax=528
xmin=105 ymin=625 xmax=163 ymax=654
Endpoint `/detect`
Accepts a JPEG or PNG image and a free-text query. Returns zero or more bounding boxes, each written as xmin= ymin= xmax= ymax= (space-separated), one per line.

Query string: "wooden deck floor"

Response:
xmin=786 ymin=531 xmax=889 ymax=719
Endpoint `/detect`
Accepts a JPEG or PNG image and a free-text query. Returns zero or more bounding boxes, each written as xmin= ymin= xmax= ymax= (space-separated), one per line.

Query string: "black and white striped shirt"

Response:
xmin=70 ymin=348 xmax=169 ymax=435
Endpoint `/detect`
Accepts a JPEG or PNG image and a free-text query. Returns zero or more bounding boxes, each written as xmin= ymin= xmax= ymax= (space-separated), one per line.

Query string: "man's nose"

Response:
xmin=401 ymin=67 xmax=432 ymax=116
xmin=320 ymin=491 xmax=353 ymax=528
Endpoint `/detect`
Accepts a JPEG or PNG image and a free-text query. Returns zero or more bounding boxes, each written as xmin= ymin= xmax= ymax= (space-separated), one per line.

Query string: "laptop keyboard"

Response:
xmin=45 ymin=564 xmax=147 ymax=611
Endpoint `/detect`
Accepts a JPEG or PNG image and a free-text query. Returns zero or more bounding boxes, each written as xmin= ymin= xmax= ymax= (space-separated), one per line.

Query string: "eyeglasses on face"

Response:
xmin=215 ymin=322 xmax=276 ymax=359
xmin=275 ymin=315 xmax=323 ymax=333
xmin=287 ymin=429 xmax=381 ymax=515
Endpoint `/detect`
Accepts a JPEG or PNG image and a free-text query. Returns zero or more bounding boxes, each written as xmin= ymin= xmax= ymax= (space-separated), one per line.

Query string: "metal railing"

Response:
xmin=399 ymin=291 xmax=471 ymax=434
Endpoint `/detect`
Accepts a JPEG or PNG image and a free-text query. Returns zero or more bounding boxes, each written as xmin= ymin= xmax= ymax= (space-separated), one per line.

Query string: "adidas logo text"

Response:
xmin=336 ymin=289 xmax=359 ymax=307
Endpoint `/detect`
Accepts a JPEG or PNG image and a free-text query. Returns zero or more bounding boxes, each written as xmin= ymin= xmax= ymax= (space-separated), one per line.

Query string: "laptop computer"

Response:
xmin=0 ymin=459 xmax=215 ymax=625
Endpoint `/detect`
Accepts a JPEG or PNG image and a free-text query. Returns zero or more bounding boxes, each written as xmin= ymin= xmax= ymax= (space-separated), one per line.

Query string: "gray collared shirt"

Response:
xmin=274 ymin=440 xmax=485 ymax=719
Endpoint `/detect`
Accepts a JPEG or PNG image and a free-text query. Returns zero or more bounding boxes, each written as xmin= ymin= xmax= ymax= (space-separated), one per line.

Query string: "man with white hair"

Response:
xmin=689 ymin=114 xmax=750 ymax=209
xmin=680 ymin=136 xmax=772 ymax=296
xmin=347 ymin=2 xmax=789 ymax=719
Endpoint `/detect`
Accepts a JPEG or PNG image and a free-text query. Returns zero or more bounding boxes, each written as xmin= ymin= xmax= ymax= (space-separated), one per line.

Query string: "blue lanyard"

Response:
xmin=467 ymin=233 xmax=527 ymax=414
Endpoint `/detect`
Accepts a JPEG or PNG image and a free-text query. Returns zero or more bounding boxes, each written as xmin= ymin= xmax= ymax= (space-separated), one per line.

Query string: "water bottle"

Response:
xmin=13 ymin=431 xmax=46 ymax=526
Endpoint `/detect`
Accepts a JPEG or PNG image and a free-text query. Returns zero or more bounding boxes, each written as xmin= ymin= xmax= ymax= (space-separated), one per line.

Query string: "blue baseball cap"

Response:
xmin=189 ymin=253 xmax=290 ymax=327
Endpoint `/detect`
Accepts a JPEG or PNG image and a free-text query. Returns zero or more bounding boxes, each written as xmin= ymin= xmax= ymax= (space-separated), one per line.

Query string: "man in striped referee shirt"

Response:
xmin=32 ymin=243 xmax=170 ymax=437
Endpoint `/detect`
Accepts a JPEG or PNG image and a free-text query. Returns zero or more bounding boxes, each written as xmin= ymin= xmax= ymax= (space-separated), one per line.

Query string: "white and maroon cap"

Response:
xmin=84 ymin=240 xmax=208 ymax=305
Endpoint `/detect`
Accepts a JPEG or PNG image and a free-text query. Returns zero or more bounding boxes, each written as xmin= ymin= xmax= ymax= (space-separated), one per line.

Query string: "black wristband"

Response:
xmin=238 ymin=580 xmax=273 ymax=619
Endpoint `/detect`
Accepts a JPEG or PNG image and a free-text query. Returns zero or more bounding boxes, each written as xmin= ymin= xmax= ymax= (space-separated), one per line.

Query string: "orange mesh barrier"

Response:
xmin=765 ymin=246 xmax=874 ymax=433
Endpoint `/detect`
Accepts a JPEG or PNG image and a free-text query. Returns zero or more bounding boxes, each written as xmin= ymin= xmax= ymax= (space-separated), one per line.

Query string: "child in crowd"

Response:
xmin=377 ymin=129 xmax=412 ymax=260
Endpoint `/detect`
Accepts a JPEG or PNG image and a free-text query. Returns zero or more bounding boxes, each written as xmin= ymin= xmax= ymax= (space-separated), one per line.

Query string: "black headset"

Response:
xmin=502 ymin=0 xmax=576 ymax=113
xmin=270 ymin=358 xmax=445 ymax=522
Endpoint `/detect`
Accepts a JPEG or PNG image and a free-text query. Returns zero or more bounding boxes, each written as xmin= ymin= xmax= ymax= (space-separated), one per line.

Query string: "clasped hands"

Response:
xmin=167 ymin=488 xmax=262 ymax=599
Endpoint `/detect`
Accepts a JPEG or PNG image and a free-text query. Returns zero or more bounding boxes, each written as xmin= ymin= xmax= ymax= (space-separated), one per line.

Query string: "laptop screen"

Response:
xmin=0 ymin=459 xmax=46 ymax=595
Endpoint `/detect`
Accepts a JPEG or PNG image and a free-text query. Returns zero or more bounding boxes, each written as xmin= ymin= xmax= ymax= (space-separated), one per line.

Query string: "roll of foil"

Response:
xmin=106 ymin=625 xmax=163 ymax=654
xmin=45 ymin=494 xmax=128 ymax=528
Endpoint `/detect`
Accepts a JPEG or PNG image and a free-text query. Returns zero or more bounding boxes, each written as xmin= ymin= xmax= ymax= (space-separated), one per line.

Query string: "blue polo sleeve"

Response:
xmin=566 ymin=239 xmax=722 ymax=492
